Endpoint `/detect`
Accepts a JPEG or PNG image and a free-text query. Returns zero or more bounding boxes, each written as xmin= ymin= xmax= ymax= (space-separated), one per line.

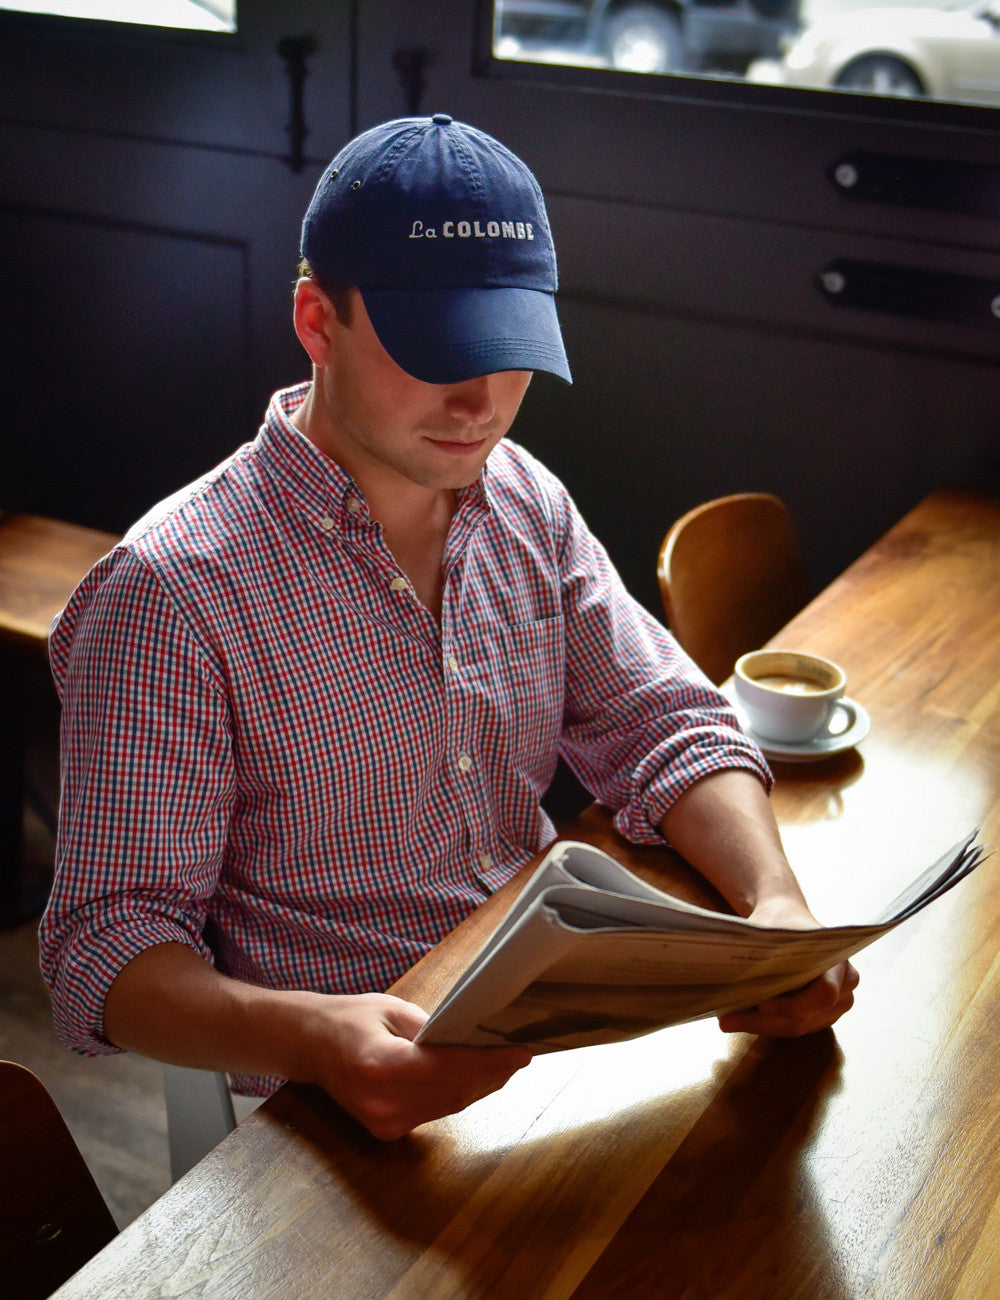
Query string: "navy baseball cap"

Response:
xmin=300 ymin=114 xmax=572 ymax=385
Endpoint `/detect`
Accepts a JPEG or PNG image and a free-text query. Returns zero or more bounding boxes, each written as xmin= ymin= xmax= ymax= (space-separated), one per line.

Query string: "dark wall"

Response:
xmin=517 ymin=299 xmax=1000 ymax=616
xmin=0 ymin=2 xmax=351 ymax=533
xmin=2 ymin=207 xmax=250 ymax=530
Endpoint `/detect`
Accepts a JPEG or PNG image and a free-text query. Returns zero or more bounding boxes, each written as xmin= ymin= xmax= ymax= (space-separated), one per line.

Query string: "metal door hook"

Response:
xmin=278 ymin=34 xmax=319 ymax=174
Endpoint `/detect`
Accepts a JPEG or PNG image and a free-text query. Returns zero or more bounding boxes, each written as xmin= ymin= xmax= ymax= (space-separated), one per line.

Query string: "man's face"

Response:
xmin=312 ymin=288 xmax=532 ymax=494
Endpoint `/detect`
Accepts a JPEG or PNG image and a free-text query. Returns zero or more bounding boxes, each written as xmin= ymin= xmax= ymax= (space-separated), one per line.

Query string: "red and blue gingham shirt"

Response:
xmin=40 ymin=383 xmax=769 ymax=1094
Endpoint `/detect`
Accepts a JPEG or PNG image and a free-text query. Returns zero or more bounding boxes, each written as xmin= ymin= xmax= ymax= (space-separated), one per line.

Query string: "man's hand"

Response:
xmin=716 ymin=897 xmax=859 ymax=1037
xmin=104 ymin=944 xmax=532 ymax=1143
xmin=297 ymin=992 xmax=533 ymax=1140
xmin=717 ymin=962 xmax=859 ymax=1037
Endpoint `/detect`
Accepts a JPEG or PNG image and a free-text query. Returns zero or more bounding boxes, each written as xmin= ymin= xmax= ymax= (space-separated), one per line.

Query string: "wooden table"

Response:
xmin=0 ymin=512 xmax=119 ymax=650
xmin=54 ymin=488 xmax=1000 ymax=1298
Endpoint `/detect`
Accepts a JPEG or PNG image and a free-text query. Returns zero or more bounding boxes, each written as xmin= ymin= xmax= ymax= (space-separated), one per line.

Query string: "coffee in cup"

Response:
xmin=734 ymin=650 xmax=847 ymax=744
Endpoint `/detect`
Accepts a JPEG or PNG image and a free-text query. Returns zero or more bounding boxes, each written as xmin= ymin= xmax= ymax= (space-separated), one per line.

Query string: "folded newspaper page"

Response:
xmin=415 ymin=830 xmax=988 ymax=1052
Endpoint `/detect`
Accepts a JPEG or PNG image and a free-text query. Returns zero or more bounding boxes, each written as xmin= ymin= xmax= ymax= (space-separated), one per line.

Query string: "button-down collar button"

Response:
xmin=457 ymin=753 xmax=472 ymax=772
xmin=346 ymin=496 xmax=363 ymax=515
xmin=390 ymin=576 xmax=408 ymax=592
xmin=319 ymin=515 xmax=335 ymax=531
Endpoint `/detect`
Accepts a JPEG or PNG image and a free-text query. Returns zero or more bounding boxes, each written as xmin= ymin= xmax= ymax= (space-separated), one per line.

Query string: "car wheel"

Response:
xmin=603 ymin=5 xmax=685 ymax=74
xmin=834 ymin=54 xmax=925 ymax=97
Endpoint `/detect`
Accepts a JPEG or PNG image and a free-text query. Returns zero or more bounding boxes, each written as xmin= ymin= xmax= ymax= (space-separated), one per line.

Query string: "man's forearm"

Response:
xmin=661 ymin=768 xmax=860 ymax=1036
xmin=658 ymin=768 xmax=811 ymax=920
xmin=103 ymin=942 xmax=320 ymax=1081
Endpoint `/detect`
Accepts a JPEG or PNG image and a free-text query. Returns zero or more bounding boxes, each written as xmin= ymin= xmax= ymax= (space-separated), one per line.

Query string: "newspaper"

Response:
xmin=415 ymin=830 xmax=988 ymax=1052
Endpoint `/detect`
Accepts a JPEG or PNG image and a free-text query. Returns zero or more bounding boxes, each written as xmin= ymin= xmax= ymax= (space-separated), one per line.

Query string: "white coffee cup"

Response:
xmin=734 ymin=649 xmax=849 ymax=744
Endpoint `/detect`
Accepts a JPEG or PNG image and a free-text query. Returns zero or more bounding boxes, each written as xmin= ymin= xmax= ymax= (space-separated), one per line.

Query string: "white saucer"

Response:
xmin=735 ymin=697 xmax=871 ymax=763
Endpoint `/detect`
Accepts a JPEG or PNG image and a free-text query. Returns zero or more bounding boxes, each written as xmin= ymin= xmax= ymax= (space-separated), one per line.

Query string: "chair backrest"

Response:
xmin=0 ymin=1061 xmax=117 ymax=1298
xmin=657 ymin=493 xmax=809 ymax=685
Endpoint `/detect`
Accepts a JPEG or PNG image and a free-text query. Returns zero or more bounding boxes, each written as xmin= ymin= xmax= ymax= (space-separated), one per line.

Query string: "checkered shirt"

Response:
xmin=39 ymin=383 xmax=769 ymax=1094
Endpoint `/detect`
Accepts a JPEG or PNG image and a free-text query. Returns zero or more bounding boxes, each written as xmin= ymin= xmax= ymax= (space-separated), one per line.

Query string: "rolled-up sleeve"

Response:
xmin=40 ymin=551 xmax=233 ymax=1056
xmin=552 ymin=487 xmax=772 ymax=844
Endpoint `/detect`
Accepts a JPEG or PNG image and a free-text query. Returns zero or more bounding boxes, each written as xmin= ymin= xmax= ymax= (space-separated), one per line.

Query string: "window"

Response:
xmin=0 ymin=0 xmax=235 ymax=31
xmin=489 ymin=0 xmax=1000 ymax=110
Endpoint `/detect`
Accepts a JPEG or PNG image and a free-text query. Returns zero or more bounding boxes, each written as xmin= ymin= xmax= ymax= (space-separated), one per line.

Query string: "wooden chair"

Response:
xmin=0 ymin=1061 xmax=117 ymax=1297
xmin=0 ymin=511 xmax=119 ymax=924
xmin=657 ymin=493 xmax=809 ymax=685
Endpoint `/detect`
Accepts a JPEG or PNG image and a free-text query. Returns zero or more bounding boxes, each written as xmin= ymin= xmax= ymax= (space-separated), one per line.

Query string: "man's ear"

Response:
xmin=293 ymin=277 xmax=336 ymax=367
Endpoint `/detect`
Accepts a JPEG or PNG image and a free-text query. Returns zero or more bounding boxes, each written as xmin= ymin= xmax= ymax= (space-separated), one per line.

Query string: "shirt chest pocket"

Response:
xmin=480 ymin=616 xmax=566 ymax=770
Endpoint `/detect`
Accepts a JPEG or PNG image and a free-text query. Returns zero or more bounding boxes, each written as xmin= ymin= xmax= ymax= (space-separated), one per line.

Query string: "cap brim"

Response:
xmin=361 ymin=285 xmax=572 ymax=385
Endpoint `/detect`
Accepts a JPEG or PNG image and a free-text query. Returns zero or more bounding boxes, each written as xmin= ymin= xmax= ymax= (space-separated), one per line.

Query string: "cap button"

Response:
xmin=431 ymin=113 xmax=453 ymax=125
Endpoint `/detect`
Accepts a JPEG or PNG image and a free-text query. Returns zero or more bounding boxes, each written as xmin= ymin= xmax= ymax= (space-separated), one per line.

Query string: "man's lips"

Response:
xmin=425 ymin=436 xmax=490 ymax=455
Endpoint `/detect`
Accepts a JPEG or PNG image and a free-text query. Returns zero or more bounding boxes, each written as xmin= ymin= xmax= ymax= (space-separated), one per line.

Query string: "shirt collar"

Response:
xmin=255 ymin=382 xmax=494 ymax=538
xmin=255 ymin=383 xmax=370 ymax=535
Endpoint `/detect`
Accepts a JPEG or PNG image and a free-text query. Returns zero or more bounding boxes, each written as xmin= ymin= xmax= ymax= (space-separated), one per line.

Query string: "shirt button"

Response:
xmin=447 ymin=654 xmax=459 ymax=674
xmin=346 ymin=497 xmax=363 ymax=515
xmin=320 ymin=515 xmax=335 ymax=531
xmin=457 ymin=753 xmax=472 ymax=773
xmin=478 ymin=853 xmax=493 ymax=870
xmin=390 ymin=576 xmax=408 ymax=592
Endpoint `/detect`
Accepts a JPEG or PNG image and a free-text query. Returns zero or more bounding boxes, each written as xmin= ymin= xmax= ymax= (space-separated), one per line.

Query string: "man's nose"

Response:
xmin=444 ymin=375 xmax=496 ymax=425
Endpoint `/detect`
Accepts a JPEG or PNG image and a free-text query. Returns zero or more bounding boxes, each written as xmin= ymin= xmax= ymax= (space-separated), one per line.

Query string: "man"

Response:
xmin=40 ymin=115 xmax=856 ymax=1142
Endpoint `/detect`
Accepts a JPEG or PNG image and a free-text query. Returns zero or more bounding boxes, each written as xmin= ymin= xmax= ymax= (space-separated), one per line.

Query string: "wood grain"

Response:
xmin=52 ymin=488 xmax=1000 ymax=1299
xmin=0 ymin=513 xmax=118 ymax=648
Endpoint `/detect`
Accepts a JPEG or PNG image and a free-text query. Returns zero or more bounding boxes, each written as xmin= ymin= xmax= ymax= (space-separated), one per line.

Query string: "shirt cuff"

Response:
xmin=613 ymin=730 xmax=773 ymax=846
xmin=44 ymin=912 xmax=215 ymax=1058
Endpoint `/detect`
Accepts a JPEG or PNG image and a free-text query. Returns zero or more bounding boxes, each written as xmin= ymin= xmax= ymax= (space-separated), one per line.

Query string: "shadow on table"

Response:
xmin=252 ymin=1028 xmax=850 ymax=1298
xmin=572 ymin=1031 xmax=853 ymax=1299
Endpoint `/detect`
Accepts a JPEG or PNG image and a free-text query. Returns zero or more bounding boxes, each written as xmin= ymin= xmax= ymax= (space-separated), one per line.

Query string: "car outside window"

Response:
xmin=490 ymin=0 xmax=1000 ymax=109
